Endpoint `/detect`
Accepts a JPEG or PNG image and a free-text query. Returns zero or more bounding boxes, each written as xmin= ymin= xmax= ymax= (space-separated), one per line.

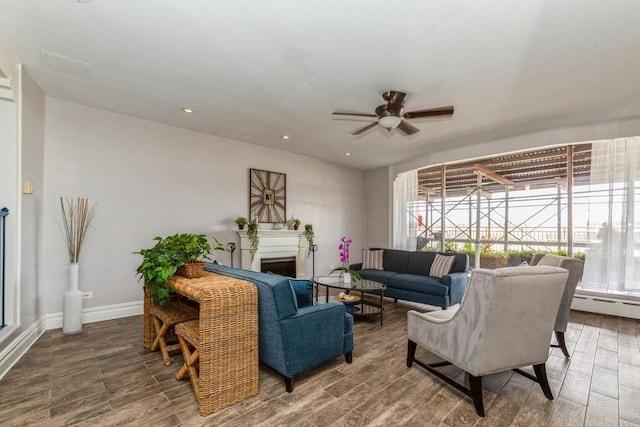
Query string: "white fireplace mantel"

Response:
xmin=237 ymin=229 xmax=307 ymax=278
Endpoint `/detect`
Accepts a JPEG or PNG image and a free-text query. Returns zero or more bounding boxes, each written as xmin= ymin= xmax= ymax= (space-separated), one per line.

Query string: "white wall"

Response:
xmin=41 ymin=98 xmax=366 ymax=315
xmin=20 ymin=70 xmax=45 ymax=327
xmin=364 ymin=166 xmax=391 ymax=249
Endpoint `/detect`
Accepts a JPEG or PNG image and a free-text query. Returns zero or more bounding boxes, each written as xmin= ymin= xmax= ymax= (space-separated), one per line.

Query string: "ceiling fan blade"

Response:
xmin=403 ymin=105 xmax=454 ymax=119
xmin=397 ymin=120 xmax=420 ymax=135
xmin=385 ymin=90 xmax=406 ymax=113
xmin=332 ymin=111 xmax=378 ymax=118
xmin=352 ymin=122 xmax=378 ymax=136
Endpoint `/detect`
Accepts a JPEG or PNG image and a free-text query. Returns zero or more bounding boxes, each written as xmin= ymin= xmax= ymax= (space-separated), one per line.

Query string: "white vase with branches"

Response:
xmin=59 ymin=196 xmax=95 ymax=334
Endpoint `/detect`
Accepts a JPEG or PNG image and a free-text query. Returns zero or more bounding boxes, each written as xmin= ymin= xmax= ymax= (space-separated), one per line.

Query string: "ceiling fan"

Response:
xmin=332 ymin=90 xmax=454 ymax=136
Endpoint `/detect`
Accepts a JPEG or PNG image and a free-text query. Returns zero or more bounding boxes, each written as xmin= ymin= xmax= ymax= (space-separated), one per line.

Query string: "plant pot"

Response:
xmin=176 ymin=262 xmax=205 ymax=279
xmin=238 ymin=224 xmax=245 ymax=230
xmin=342 ymin=271 xmax=352 ymax=285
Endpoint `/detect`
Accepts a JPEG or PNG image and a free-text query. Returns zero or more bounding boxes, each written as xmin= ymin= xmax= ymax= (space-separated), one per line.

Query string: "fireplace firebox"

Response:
xmin=261 ymin=256 xmax=296 ymax=277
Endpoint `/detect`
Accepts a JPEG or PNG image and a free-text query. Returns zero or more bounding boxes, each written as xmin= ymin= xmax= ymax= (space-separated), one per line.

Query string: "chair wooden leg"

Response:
xmin=345 ymin=351 xmax=352 ymax=364
xmin=555 ymin=331 xmax=570 ymax=359
xmin=285 ymin=377 xmax=294 ymax=393
xmin=175 ymin=342 xmax=199 ymax=380
xmin=469 ymin=374 xmax=485 ymax=417
xmin=186 ymin=351 xmax=200 ymax=400
xmin=407 ymin=340 xmax=417 ymax=367
xmin=151 ymin=317 xmax=174 ymax=366
xmin=409 ymin=351 xmax=485 ymax=417
xmin=175 ymin=335 xmax=190 ymax=380
xmin=533 ymin=363 xmax=554 ymax=400
xmin=150 ymin=317 xmax=167 ymax=351
xmin=175 ymin=335 xmax=200 ymax=400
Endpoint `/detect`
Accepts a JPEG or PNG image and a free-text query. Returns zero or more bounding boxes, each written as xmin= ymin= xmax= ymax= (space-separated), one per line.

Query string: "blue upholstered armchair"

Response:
xmin=205 ymin=264 xmax=354 ymax=392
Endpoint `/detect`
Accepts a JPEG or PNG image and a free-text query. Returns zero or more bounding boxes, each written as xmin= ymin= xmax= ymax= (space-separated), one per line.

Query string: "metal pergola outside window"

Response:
xmin=414 ymin=144 xmax=593 ymax=267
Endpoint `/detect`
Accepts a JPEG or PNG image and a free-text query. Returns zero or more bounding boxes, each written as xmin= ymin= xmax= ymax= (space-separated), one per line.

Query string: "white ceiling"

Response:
xmin=2 ymin=0 xmax=640 ymax=170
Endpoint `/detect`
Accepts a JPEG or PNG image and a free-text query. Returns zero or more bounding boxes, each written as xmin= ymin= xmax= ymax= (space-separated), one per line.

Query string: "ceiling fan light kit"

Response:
xmin=332 ymin=90 xmax=454 ymax=136
xmin=378 ymin=115 xmax=402 ymax=131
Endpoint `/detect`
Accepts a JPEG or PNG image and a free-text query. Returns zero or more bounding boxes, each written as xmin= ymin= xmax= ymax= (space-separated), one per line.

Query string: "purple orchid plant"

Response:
xmin=331 ymin=235 xmax=361 ymax=281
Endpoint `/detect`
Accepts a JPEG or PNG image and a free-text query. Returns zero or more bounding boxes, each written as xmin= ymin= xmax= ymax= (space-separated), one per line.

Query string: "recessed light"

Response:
xmin=281 ymin=135 xmax=290 ymax=140
xmin=345 ymin=152 xmax=351 ymax=156
xmin=71 ymin=0 xmax=95 ymax=3
xmin=182 ymin=108 xmax=193 ymax=113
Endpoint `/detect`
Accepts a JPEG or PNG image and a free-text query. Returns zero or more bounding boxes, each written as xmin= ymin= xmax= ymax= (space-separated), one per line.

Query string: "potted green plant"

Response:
xmin=168 ymin=233 xmax=215 ymax=278
xmin=292 ymin=218 xmax=301 ymax=230
xmin=135 ymin=236 xmax=180 ymax=307
xmin=247 ymin=222 xmax=259 ymax=261
xmin=235 ymin=216 xmax=248 ymax=230
xmin=136 ymin=234 xmax=225 ymax=306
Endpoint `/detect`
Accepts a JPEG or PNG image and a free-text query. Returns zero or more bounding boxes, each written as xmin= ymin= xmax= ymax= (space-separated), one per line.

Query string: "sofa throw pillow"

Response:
xmin=362 ymin=249 xmax=384 ymax=270
xmin=429 ymin=254 xmax=455 ymax=278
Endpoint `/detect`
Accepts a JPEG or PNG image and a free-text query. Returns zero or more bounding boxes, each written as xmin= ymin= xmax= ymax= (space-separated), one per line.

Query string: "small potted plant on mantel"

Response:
xmin=235 ymin=216 xmax=248 ymax=230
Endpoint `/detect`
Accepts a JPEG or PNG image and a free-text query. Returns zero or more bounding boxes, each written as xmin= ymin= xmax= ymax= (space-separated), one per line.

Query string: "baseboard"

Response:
xmin=572 ymin=292 xmax=640 ymax=320
xmin=0 ymin=318 xmax=47 ymax=380
xmin=45 ymin=300 xmax=143 ymax=330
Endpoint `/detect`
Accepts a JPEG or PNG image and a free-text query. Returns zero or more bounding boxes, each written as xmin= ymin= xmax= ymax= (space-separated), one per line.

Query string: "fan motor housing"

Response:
xmin=375 ymin=104 xmax=403 ymax=118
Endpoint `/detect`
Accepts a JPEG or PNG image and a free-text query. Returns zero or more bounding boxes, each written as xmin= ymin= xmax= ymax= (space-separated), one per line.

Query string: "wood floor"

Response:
xmin=1 ymin=301 xmax=639 ymax=426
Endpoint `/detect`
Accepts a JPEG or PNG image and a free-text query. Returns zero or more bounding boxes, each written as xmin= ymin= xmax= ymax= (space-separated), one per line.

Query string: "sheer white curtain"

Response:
xmin=393 ymin=169 xmax=418 ymax=250
xmin=582 ymin=137 xmax=640 ymax=294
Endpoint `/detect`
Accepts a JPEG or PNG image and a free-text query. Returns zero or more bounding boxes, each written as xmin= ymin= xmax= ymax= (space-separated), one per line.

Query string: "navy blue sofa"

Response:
xmin=353 ymin=249 xmax=469 ymax=309
xmin=204 ymin=263 xmax=353 ymax=392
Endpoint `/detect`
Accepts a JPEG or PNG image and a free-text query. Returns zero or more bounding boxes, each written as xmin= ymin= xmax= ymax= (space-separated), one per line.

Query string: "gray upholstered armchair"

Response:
xmin=407 ymin=266 xmax=568 ymax=417
xmin=530 ymin=254 xmax=585 ymax=358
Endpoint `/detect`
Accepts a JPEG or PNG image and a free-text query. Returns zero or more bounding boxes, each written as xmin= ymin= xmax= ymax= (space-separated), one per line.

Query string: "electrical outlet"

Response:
xmin=82 ymin=291 xmax=93 ymax=299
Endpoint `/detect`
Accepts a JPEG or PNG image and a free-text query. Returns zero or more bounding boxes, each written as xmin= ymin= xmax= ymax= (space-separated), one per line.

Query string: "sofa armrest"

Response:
xmin=280 ymin=303 xmax=350 ymax=376
xmin=555 ymin=258 xmax=585 ymax=332
xmin=350 ymin=263 xmax=363 ymax=271
xmin=440 ymin=272 xmax=469 ymax=305
xmin=530 ymin=254 xmax=545 ymax=266
xmin=289 ymin=279 xmax=313 ymax=308
xmin=284 ymin=302 xmax=346 ymax=325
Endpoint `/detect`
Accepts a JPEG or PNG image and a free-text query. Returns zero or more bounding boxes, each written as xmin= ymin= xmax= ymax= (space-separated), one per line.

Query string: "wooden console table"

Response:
xmin=143 ymin=271 xmax=258 ymax=415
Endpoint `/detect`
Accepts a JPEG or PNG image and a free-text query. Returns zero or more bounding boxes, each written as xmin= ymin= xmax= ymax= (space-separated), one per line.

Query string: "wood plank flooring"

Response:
xmin=1 ymin=301 xmax=639 ymax=426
